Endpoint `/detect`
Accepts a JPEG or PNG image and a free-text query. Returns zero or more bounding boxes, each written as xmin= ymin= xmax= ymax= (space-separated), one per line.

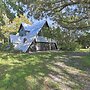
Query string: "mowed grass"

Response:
xmin=79 ymin=48 xmax=90 ymax=52
xmin=0 ymin=51 xmax=90 ymax=90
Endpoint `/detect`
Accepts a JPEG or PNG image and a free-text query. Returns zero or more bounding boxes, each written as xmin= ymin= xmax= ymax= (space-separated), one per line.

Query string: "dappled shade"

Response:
xmin=0 ymin=51 xmax=90 ymax=90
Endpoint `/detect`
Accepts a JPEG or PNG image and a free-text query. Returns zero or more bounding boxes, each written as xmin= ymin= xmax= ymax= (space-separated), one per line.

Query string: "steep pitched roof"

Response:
xmin=10 ymin=20 xmax=51 ymax=52
xmin=29 ymin=20 xmax=49 ymax=36
xmin=18 ymin=22 xmax=31 ymax=32
xmin=20 ymin=20 xmax=49 ymax=31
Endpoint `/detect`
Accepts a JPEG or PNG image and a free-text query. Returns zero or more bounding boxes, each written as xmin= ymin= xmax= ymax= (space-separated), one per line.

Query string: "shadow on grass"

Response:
xmin=62 ymin=52 xmax=90 ymax=71
xmin=0 ymin=51 xmax=90 ymax=90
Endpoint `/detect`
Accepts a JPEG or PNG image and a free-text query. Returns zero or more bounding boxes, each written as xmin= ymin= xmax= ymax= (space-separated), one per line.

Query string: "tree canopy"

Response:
xmin=28 ymin=0 xmax=90 ymax=30
xmin=0 ymin=0 xmax=89 ymax=29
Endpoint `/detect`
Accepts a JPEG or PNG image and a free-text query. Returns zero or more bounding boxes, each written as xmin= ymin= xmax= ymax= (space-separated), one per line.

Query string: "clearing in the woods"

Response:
xmin=0 ymin=51 xmax=90 ymax=90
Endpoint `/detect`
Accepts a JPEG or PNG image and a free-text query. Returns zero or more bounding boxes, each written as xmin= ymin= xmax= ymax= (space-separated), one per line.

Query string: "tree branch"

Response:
xmin=62 ymin=16 xmax=88 ymax=24
xmin=53 ymin=0 xmax=90 ymax=12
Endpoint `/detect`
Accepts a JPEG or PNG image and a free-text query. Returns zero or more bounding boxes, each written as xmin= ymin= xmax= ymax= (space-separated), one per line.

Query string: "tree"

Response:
xmin=1 ymin=0 xmax=89 ymax=30
xmin=0 ymin=0 xmax=16 ymax=25
xmin=0 ymin=15 xmax=31 ymax=42
xmin=28 ymin=0 xmax=90 ymax=30
xmin=78 ymin=32 xmax=90 ymax=48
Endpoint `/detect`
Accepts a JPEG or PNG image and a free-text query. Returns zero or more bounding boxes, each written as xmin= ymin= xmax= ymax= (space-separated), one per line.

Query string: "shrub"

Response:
xmin=59 ymin=42 xmax=81 ymax=51
xmin=0 ymin=42 xmax=14 ymax=52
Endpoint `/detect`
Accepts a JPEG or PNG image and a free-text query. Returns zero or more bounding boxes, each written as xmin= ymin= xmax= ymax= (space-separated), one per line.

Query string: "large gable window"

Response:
xmin=23 ymin=38 xmax=27 ymax=43
xmin=19 ymin=27 xmax=26 ymax=36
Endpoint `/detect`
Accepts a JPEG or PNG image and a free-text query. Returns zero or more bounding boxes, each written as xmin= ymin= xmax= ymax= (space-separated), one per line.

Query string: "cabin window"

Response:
xmin=19 ymin=27 xmax=26 ymax=36
xmin=23 ymin=38 xmax=27 ymax=43
xmin=51 ymin=43 xmax=57 ymax=50
xmin=29 ymin=40 xmax=36 ymax=52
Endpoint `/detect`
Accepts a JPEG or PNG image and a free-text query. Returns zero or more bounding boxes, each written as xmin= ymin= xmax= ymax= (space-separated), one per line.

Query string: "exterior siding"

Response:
xmin=28 ymin=41 xmax=57 ymax=52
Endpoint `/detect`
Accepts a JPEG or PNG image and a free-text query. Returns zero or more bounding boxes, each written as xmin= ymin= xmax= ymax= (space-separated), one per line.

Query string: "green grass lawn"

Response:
xmin=79 ymin=48 xmax=90 ymax=52
xmin=0 ymin=51 xmax=90 ymax=90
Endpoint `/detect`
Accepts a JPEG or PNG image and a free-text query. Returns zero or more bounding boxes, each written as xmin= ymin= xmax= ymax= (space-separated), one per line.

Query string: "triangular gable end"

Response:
xmin=36 ymin=20 xmax=50 ymax=37
xmin=18 ymin=22 xmax=32 ymax=32
xmin=44 ymin=21 xmax=49 ymax=28
xmin=34 ymin=20 xmax=50 ymax=35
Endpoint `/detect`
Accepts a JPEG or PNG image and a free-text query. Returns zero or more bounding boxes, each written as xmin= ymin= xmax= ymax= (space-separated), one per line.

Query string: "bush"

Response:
xmin=0 ymin=42 xmax=14 ymax=52
xmin=59 ymin=42 xmax=81 ymax=51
